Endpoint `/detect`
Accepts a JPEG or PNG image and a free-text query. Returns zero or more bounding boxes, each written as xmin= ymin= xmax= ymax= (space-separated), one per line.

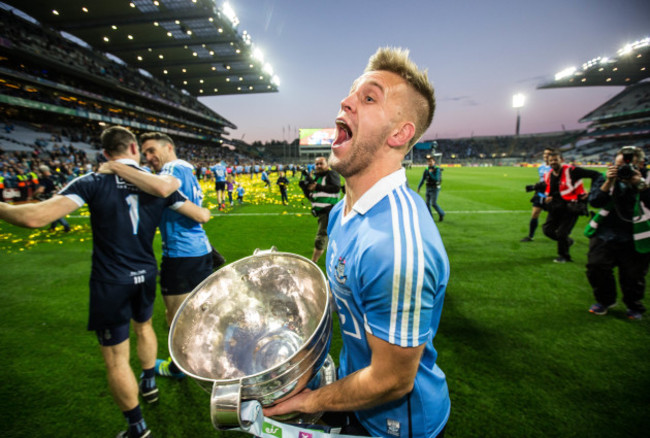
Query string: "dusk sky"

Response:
xmin=199 ymin=0 xmax=650 ymax=143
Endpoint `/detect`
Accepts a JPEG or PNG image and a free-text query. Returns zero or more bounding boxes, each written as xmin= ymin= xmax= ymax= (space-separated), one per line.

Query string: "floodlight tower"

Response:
xmin=512 ymin=93 xmax=525 ymax=136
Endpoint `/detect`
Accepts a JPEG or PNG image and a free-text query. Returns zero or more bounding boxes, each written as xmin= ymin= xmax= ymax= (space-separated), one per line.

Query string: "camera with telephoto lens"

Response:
xmin=299 ymin=170 xmax=314 ymax=187
xmin=525 ymin=181 xmax=547 ymax=193
xmin=617 ymin=149 xmax=637 ymax=180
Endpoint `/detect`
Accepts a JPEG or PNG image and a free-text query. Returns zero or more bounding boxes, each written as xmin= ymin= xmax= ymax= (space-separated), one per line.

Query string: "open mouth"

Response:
xmin=333 ymin=119 xmax=352 ymax=147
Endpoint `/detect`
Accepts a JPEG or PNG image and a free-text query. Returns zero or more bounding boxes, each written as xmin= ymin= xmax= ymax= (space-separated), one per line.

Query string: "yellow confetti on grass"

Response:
xmin=2 ymin=174 xmax=317 ymax=253
xmin=199 ymin=174 xmax=312 ymax=212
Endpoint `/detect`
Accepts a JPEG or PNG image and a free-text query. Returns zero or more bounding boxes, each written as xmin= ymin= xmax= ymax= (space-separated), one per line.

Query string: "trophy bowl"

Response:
xmin=169 ymin=248 xmax=333 ymax=430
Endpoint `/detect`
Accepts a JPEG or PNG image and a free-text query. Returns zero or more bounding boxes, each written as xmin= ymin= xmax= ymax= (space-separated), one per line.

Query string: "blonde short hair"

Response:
xmin=364 ymin=47 xmax=435 ymax=149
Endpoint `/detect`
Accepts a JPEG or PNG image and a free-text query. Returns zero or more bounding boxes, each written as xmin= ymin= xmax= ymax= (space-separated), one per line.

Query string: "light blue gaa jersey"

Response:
xmin=538 ymin=163 xmax=551 ymax=197
xmin=160 ymin=160 xmax=211 ymax=258
xmin=326 ymin=168 xmax=450 ymax=438
xmin=211 ymin=163 xmax=227 ymax=182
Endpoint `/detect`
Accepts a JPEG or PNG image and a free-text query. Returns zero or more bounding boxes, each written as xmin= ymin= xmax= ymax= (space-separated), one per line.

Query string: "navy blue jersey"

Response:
xmin=60 ymin=159 xmax=187 ymax=284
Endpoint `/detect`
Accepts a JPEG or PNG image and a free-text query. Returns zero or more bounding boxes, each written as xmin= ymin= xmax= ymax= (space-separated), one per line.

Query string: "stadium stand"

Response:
xmin=538 ymin=38 xmax=650 ymax=163
xmin=0 ymin=4 xmax=248 ymax=159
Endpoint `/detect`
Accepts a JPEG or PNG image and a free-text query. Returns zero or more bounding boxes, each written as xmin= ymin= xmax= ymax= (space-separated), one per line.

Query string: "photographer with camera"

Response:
xmin=541 ymin=151 xmax=604 ymax=263
xmin=521 ymin=147 xmax=553 ymax=242
xmin=299 ymin=156 xmax=341 ymax=263
xmin=584 ymin=146 xmax=650 ymax=320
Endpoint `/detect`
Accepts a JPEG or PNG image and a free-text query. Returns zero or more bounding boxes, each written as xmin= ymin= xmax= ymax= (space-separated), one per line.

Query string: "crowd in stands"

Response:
xmin=412 ymin=133 xmax=580 ymax=164
xmin=0 ymin=7 xmax=231 ymax=129
xmin=0 ymin=120 xmax=271 ymax=203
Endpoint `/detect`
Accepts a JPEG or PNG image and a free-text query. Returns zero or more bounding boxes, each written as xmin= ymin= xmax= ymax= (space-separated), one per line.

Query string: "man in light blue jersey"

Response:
xmin=211 ymin=160 xmax=227 ymax=210
xmin=521 ymin=147 xmax=554 ymax=242
xmin=265 ymin=47 xmax=450 ymax=437
xmin=0 ymin=126 xmax=211 ymax=438
xmin=100 ymin=132 xmax=225 ymax=380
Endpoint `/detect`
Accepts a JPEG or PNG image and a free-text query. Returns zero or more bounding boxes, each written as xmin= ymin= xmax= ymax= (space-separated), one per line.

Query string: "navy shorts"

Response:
xmin=215 ymin=181 xmax=226 ymax=191
xmin=89 ymin=276 xmax=157 ymax=343
xmin=160 ymin=253 xmax=213 ymax=296
xmin=530 ymin=193 xmax=545 ymax=208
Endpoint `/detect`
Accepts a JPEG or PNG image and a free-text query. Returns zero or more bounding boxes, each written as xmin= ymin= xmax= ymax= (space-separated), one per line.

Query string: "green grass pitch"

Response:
xmin=0 ymin=166 xmax=648 ymax=437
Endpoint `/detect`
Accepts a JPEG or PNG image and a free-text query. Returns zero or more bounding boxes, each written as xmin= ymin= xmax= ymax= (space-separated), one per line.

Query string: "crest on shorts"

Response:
xmin=335 ymin=257 xmax=347 ymax=284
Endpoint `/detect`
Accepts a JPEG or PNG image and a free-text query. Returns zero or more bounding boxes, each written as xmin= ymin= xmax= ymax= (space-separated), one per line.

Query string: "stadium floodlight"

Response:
xmin=263 ymin=63 xmax=273 ymax=75
xmin=582 ymin=57 xmax=601 ymax=70
xmin=512 ymin=93 xmax=525 ymax=136
xmin=222 ymin=2 xmax=240 ymax=27
xmin=619 ymin=44 xmax=633 ymax=56
xmin=272 ymin=75 xmax=280 ymax=86
xmin=252 ymin=47 xmax=264 ymax=62
xmin=555 ymin=66 xmax=576 ymax=81
xmin=617 ymin=38 xmax=649 ymax=56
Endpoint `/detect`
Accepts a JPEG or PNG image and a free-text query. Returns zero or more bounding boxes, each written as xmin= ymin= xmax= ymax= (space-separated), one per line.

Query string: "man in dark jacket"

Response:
xmin=585 ymin=146 xmax=650 ymax=320
xmin=417 ymin=154 xmax=444 ymax=222
xmin=301 ymin=156 xmax=340 ymax=262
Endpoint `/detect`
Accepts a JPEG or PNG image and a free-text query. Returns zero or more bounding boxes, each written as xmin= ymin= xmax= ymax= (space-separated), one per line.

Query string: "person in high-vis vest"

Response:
xmin=306 ymin=156 xmax=340 ymax=263
xmin=28 ymin=170 xmax=39 ymax=200
xmin=16 ymin=169 xmax=29 ymax=202
xmin=584 ymin=146 xmax=650 ymax=320
xmin=542 ymin=151 xmax=603 ymax=263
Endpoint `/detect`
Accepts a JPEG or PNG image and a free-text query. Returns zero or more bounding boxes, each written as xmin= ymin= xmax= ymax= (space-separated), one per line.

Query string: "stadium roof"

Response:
xmin=538 ymin=37 xmax=650 ymax=89
xmin=1 ymin=0 xmax=279 ymax=97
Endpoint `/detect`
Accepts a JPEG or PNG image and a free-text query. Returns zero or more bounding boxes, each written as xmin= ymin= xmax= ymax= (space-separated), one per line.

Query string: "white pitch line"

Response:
xmin=209 ymin=210 xmax=531 ymax=217
xmin=64 ymin=209 xmax=530 ymax=219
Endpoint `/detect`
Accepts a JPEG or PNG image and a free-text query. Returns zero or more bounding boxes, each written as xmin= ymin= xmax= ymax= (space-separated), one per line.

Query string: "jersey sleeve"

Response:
xmin=166 ymin=190 xmax=188 ymax=210
xmin=160 ymin=162 xmax=183 ymax=188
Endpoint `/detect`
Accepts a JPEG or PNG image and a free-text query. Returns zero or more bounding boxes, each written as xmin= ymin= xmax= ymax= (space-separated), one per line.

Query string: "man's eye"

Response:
xmin=365 ymin=96 xmax=374 ymax=102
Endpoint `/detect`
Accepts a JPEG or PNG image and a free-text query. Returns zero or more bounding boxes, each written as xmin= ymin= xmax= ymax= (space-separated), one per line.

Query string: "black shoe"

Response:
xmin=520 ymin=236 xmax=533 ymax=242
xmin=438 ymin=214 xmax=444 ymax=222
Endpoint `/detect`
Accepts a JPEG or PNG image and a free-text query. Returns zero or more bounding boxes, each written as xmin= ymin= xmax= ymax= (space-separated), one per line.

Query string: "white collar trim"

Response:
xmin=349 ymin=168 xmax=406 ymax=216
xmin=116 ymin=158 xmax=139 ymax=166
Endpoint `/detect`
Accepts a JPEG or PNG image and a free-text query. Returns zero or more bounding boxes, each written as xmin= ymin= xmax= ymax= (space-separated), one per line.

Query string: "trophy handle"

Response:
xmin=253 ymin=246 xmax=278 ymax=255
xmin=210 ymin=380 xmax=259 ymax=431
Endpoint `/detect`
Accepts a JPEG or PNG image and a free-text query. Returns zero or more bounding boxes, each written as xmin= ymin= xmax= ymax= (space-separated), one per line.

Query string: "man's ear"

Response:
xmin=130 ymin=142 xmax=139 ymax=155
xmin=387 ymin=122 xmax=415 ymax=149
xmin=102 ymin=149 xmax=111 ymax=160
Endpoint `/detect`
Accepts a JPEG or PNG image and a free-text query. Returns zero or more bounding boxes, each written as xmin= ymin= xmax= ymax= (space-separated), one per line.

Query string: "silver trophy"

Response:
xmin=169 ymin=248 xmax=335 ymax=430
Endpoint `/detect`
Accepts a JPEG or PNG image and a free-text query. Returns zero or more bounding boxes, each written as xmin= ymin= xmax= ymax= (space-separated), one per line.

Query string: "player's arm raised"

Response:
xmin=0 ymin=195 xmax=80 ymax=228
xmin=98 ymin=161 xmax=180 ymax=197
